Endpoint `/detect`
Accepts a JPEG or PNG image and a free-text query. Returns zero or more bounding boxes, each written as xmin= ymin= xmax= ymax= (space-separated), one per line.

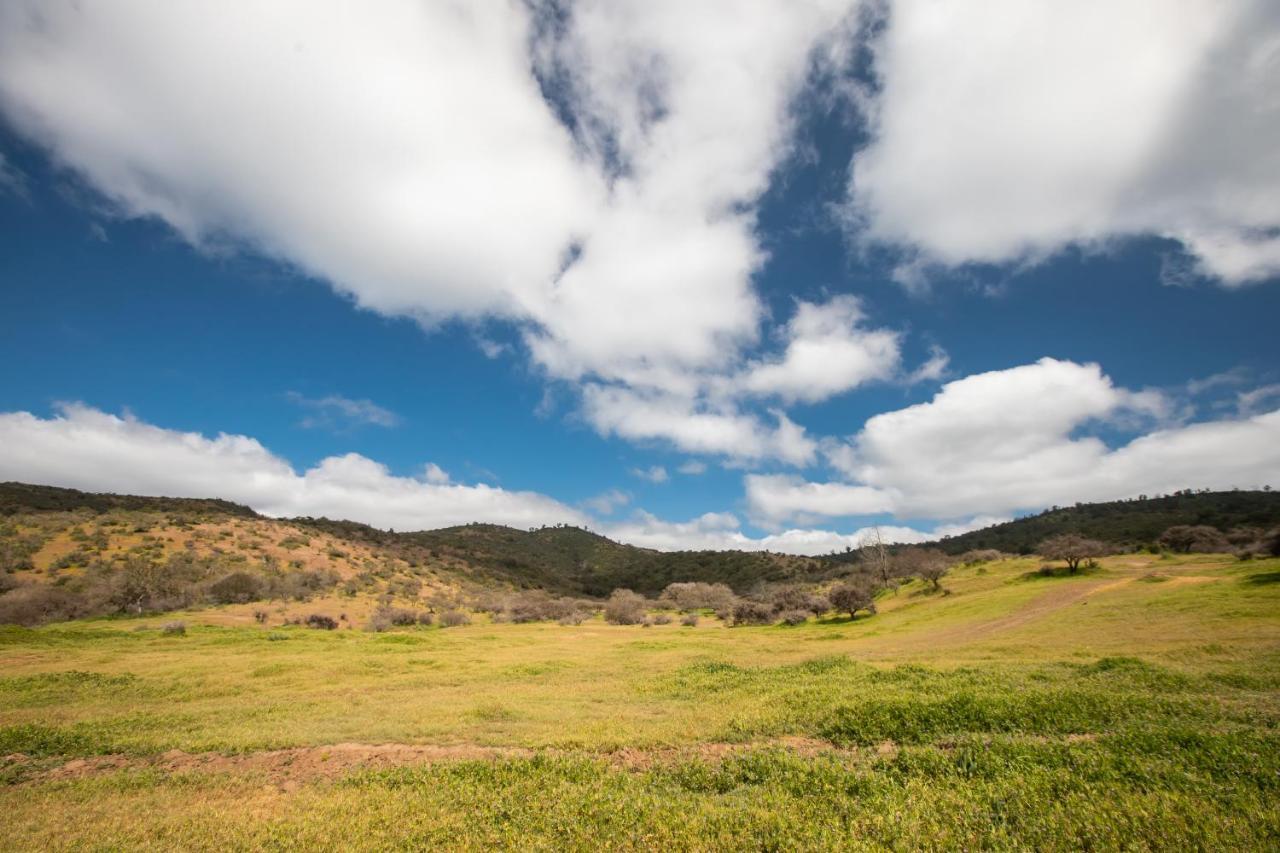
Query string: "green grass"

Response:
xmin=1 ymin=553 xmax=1278 ymax=849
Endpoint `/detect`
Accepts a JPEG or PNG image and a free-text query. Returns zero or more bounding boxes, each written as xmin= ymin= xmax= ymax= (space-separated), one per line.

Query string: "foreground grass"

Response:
xmin=1 ymin=553 xmax=1278 ymax=849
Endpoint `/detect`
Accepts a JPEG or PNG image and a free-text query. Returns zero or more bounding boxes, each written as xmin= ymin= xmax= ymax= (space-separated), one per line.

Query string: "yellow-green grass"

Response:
xmin=2 ymin=553 xmax=1278 ymax=850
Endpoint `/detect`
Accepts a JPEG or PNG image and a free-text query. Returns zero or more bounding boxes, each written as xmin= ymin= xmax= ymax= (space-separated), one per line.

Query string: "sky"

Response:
xmin=1 ymin=1 xmax=1279 ymax=554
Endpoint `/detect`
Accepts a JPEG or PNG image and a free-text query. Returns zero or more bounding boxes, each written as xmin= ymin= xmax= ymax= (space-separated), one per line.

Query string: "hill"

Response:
xmin=930 ymin=490 xmax=1280 ymax=555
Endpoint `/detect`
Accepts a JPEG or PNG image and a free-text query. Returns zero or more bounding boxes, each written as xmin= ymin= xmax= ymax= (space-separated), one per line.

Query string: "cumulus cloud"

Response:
xmin=737 ymin=296 xmax=901 ymax=403
xmin=584 ymin=385 xmax=817 ymax=465
xmin=286 ymin=392 xmax=401 ymax=430
xmin=581 ymin=488 xmax=630 ymax=516
xmin=0 ymin=1 xmax=881 ymax=441
xmin=750 ymin=358 xmax=1280 ymax=523
xmin=0 ymin=404 xmax=585 ymax=531
xmin=630 ymin=465 xmax=669 ymax=484
xmin=850 ymin=0 xmax=1280 ymax=285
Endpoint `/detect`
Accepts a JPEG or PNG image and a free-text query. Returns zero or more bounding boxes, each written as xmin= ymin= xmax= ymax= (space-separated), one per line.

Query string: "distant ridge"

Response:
xmin=928 ymin=490 xmax=1280 ymax=555
xmin=0 ymin=481 xmax=259 ymax=518
xmin=3 ymin=482 xmax=1278 ymax=593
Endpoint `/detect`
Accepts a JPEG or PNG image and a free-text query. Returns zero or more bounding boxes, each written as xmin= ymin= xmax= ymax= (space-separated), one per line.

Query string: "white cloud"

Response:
xmin=583 ymin=385 xmax=817 ymax=466
xmin=677 ymin=460 xmax=708 ymax=475
xmin=286 ymin=392 xmax=400 ymax=430
xmin=581 ymin=488 xmax=630 ymax=516
xmin=750 ymin=358 xmax=1280 ymax=523
xmin=0 ymin=1 xmax=878 ymax=441
xmin=0 ymin=404 xmax=585 ymax=531
xmin=849 ymin=0 xmax=1280 ymax=285
xmin=630 ymin=465 xmax=669 ymax=484
xmin=601 ymin=510 xmax=951 ymax=554
xmin=738 ymin=296 xmax=901 ymax=403
xmin=422 ymin=463 xmax=450 ymax=485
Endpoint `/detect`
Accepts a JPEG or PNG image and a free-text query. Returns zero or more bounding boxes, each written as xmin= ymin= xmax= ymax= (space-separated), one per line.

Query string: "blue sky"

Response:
xmin=1 ymin=2 xmax=1278 ymax=552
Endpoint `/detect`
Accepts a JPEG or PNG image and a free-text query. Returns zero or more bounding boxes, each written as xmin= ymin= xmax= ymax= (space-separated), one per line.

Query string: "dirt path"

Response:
xmin=3 ymin=737 xmax=841 ymax=787
xmin=924 ymin=576 xmax=1134 ymax=646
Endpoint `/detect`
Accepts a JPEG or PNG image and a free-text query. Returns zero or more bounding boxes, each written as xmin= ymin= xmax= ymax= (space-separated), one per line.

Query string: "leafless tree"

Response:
xmin=1039 ymin=534 xmax=1107 ymax=573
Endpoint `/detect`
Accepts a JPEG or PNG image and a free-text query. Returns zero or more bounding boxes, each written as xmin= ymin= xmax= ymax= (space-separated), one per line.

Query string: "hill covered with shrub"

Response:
xmin=929 ymin=490 xmax=1280 ymax=555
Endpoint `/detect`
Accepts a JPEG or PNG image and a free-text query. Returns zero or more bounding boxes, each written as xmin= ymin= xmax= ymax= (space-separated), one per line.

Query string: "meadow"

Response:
xmin=2 ymin=552 xmax=1278 ymax=850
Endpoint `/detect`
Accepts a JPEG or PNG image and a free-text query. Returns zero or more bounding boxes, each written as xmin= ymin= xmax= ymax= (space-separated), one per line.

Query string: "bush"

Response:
xmin=161 ymin=621 xmax=186 ymax=636
xmin=1158 ymin=525 xmax=1230 ymax=554
xmin=730 ymin=601 xmax=775 ymax=626
xmin=829 ymin=581 xmax=877 ymax=619
xmin=651 ymin=613 xmax=672 ymax=625
xmin=778 ymin=609 xmax=810 ymax=626
xmin=503 ymin=590 xmax=587 ymax=623
xmin=557 ymin=612 xmax=585 ymax=626
xmin=208 ymin=571 xmax=263 ymax=604
xmin=768 ymin=586 xmax=828 ymax=616
xmin=604 ymin=589 xmax=648 ymax=625
xmin=659 ymin=582 xmax=736 ymax=612
xmin=0 ymin=584 xmax=90 ymax=626
xmin=680 ymin=613 xmax=699 ymax=627
xmin=439 ymin=610 xmax=470 ymax=627
xmin=956 ymin=549 xmax=1003 ymax=565
xmin=253 ymin=609 xmax=269 ymax=624
xmin=382 ymin=607 xmax=422 ymax=627
xmin=305 ymin=613 xmax=338 ymax=630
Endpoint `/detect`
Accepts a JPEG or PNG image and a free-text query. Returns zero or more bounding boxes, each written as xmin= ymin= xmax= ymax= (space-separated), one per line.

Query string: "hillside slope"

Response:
xmin=931 ymin=490 xmax=1280 ymax=554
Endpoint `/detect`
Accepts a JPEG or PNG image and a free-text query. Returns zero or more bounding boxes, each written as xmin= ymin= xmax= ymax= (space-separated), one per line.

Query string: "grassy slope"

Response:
xmin=1 ymin=552 xmax=1278 ymax=849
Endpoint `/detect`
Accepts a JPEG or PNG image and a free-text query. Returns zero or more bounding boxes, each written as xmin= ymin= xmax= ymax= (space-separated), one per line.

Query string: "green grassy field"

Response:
xmin=2 ymin=552 xmax=1279 ymax=850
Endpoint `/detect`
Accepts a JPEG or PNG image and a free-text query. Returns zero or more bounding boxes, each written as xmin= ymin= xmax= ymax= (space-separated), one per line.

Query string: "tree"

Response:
xmin=866 ymin=525 xmax=893 ymax=588
xmin=829 ymin=580 xmax=877 ymax=619
xmin=894 ymin=548 xmax=950 ymax=591
xmin=1158 ymin=525 xmax=1229 ymax=554
xmin=1039 ymin=534 xmax=1107 ymax=573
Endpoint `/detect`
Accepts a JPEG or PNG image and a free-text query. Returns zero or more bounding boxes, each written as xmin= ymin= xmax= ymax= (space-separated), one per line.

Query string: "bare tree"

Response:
xmin=866 ymin=525 xmax=893 ymax=589
xmin=894 ymin=547 xmax=949 ymax=591
xmin=1039 ymin=534 xmax=1107 ymax=573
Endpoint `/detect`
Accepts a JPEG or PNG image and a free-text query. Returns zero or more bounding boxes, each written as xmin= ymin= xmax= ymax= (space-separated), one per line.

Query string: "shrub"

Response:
xmin=604 ymin=589 xmax=648 ymax=625
xmin=651 ymin=613 xmax=672 ymax=625
xmin=680 ymin=613 xmax=699 ymax=627
xmin=253 ymin=609 xmax=269 ymax=624
xmin=161 ymin=621 xmax=186 ymax=636
xmin=778 ymin=609 xmax=810 ymax=626
xmin=439 ymin=610 xmax=471 ymax=627
xmin=416 ymin=611 xmax=434 ymax=626
xmin=829 ymin=581 xmax=877 ymax=619
xmin=208 ymin=570 xmax=264 ymax=605
xmin=266 ymin=631 xmax=288 ymax=641
xmin=956 ymin=548 xmax=1003 ymax=565
xmin=659 ymin=582 xmax=736 ymax=612
xmin=730 ymin=601 xmax=775 ymax=626
xmin=1158 ymin=525 xmax=1230 ymax=554
xmin=383 ymin=607 xmax=422 ymax=626
xmin=503 ymin=590 xmax=585 ymax=623
xmin=768 ymin=586 xmax=828 ymax=616
xmin=305 ymin=613 xmax=338 ymax=630
xmin=557 ymin=612 xmax=585 ymax=626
